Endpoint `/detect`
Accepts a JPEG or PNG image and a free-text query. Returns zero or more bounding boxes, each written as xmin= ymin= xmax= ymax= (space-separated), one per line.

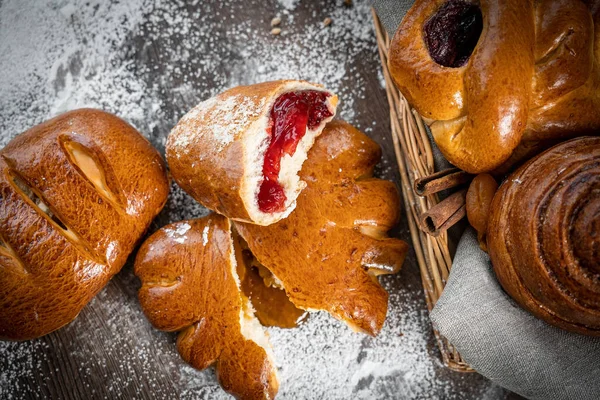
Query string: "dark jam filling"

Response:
xmin=257 ymin=90 xmax=332 ymax=213
xmin=424 ymin=0 xmax=483 ymax=68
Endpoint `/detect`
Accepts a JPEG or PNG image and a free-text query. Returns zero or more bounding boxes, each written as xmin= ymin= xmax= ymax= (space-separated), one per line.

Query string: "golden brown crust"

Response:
xmin=389 ymin=0 xmax=535 ymax=173
xmin=235 ymin=121 xmax=409 ymax=336
xmin=0 ymin=109 xmax=169 ymax=341
xmin=525 ymin=0 xmax=600 ymax=142
xmin=234 ymin=236 xmax=308 ymax=329
xmin=135 ymin=216 xmax=278 ymax=400
xmin=389 ymin=0 xmax=600 ymax=173
xmin=166 ymin=80 xmax=337 ymax=225
xmin=388 ymin=0 xmax=467 ymax=121
xmin=466 ymin=173 xmax=498 ymax=234
xmin=487 ymin=136 xmax=600 ymax=335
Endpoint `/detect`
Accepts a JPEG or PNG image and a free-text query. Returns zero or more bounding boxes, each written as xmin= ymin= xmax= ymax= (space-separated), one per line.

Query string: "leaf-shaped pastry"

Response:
xmin=135 ymin=215 xmax=278 ymax=400
xmin=235 ymin=120 xmax=409 ymax=336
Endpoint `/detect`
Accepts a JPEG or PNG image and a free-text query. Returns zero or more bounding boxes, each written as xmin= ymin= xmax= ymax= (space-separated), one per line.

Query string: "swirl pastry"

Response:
xmin=167 ymin=80 xmax=338 ymax=226
xmin=487 ymin=136 xmax=600 ymax=335
xmin=0 ymin=109 xmax=169 ymax=340
xmin=389 ymin=0 xmax=600 ymax=173
xmin=135 ymin=215 xmax=278 ymax=400
xmin=236 ymin=121 xmax=409 ymax=336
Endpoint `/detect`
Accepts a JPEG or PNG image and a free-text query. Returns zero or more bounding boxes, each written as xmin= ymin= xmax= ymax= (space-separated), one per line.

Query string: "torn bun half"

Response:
xmin=235 ymin=121 xmax=409 ymax=336
xmin=135 ymin=215 xmax=278 ymax=400
xmin=166 ymin=80 xmax=338 ymax=226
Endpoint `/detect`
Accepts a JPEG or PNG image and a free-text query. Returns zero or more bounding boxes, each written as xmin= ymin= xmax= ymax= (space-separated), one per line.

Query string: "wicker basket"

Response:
xmin=371 ymin=9 xmax=472 ymax=373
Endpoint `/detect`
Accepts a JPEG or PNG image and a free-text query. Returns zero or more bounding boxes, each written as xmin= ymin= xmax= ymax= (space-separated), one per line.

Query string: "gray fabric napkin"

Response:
xmin=431 ymin=229 xmax=600 ymax=400
xmin=372 ymin=1 xmax=600 ymax=399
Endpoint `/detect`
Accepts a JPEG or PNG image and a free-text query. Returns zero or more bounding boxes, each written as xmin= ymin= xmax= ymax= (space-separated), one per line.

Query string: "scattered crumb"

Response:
xmin=323 ymin=17 xmax=333 ymax=27
xmin=271 ymin=17 xmax=281 ymax=27
xmin=277 ymin=0 xmax=299 ymax=11
xmin=271 ymin=27 xmax=282 ymax=35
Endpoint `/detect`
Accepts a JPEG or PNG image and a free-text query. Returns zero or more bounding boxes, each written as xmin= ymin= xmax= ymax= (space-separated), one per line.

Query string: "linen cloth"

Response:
xmin=372 ymin=1 xmax=600 ymax=399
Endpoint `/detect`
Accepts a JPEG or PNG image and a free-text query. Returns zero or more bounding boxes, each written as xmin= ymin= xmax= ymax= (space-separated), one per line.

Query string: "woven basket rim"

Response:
xmin=371 ymin=8 xmax=473 ymax=373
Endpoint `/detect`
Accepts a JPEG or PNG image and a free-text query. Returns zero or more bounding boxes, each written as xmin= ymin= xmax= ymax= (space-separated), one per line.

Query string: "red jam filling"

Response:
xmin=258 ymin=90 xmax=332 ymax=213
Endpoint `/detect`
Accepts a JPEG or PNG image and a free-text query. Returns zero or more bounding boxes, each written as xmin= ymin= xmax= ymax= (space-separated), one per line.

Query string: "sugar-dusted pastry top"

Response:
xmin=167 ymin=80 xmax=338 ymax=226
xmin=0 ymin=109 xmax=169 ymax=340
xmin=236 ymin=120 xmax=409 ymax=336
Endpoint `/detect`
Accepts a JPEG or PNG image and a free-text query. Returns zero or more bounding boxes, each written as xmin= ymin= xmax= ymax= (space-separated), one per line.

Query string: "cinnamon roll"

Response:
xmin=488 ymin=136 xmax=600 ymax=335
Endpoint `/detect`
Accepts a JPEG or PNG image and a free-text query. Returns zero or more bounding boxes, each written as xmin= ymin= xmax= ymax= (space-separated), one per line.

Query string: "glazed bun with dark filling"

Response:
xmin=389 ymin=0 xmax=600 ymax=173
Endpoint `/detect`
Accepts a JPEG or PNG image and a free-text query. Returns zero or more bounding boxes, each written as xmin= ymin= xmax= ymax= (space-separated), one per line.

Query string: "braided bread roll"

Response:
xmin=389 ymin=0 xmax=600 ymax=173
xmin=487 ymin=136 xmax=600 ymax=335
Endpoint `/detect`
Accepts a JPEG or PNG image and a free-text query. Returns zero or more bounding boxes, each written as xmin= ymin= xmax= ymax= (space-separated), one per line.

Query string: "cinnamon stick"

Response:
xmin=418 ymin=189 xmax=467 ymax=236
xmin=414 ymin=168 xmax=473 ymax=197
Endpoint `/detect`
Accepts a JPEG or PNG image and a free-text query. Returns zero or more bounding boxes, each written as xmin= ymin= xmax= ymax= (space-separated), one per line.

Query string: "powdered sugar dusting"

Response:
xmin=277 ymin=0 xmax=300 ymax=11
xmin=0 ymin=0 xmax=504 ymax=398
xmin=170 ymin=93 xmax=266 ymax=157
xmin=202 ymin=225 xmax=210 ymax=246
xmin=164 ymin=222 xmax=192 ymax=244
xmin=159 ymin=181 xmax=211 ymax=224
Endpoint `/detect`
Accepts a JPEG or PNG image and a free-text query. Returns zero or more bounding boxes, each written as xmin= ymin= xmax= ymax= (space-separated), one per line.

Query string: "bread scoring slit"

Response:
xmin=62 ymin=139 xmax=122 ymax=207
xmin=8 ymin=171 xmax=103 ymax=263
xmin=144 ymin=277 xmax=181 ymax=288
xmin=11 ymin=172 xmax=69 ymax=231
xmin=0 ymin=234 xmax=27 ymax=274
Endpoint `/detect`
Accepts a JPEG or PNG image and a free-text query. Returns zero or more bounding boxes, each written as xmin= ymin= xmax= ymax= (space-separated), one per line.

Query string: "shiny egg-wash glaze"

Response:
xmin=389 ymin=0 xmax=600 ymax=174
xmin=488 ymin=137 xmax=600 ymax=335
xmin=0 ymin=109 xmax=170 ymax=341
xmin=236 ymin=121 xmax=409 ymax=336
xmin=135 ymin=215 xmax=278 ymax=400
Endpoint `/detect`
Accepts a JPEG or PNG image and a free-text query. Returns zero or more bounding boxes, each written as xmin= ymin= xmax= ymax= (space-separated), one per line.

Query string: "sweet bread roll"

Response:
xmin=236 ymin=121 xmax=409 ymax=336
xmin=487 ymin=136 xmax=600 ymax=335
xmin=135 ymin=215 xmax=278 ymax=400
xmin=0 ymin=109 xmax=169 ymax=341
xmin=389 ymin=0 xmax=600 ymax=173
xmin=166 ymin=80 xmax=338 ymax=226
xmin=466 ymin=173 xmax=498 ymax=251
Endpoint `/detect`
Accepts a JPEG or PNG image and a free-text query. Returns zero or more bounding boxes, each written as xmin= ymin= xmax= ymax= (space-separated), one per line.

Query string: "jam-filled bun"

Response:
xmin=389 ymin=0 xmax=600 ymax=173
xmin=166 ymin=80 xmax=338 ymax=226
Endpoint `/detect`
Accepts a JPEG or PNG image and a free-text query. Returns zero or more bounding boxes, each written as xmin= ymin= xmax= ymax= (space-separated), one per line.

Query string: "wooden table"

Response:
xmin=0 ymin=1 xmax=518 ymax=398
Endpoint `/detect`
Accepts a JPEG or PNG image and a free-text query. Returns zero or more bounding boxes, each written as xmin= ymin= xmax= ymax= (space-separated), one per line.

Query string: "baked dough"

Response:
xmin=167 ymin=80 xmax=338 ymax=226
xmin=0 ymin=109 xmax=169 ymax=340
xmin=389 ymin=0 xmax=600 ymax=173
xmin=488 ymin=136 xmax=600 ymax=335
xmin=135 ymin=215 xmax=278 ymax=400
xmin=235 ymin=121 xmax=409 ymax=336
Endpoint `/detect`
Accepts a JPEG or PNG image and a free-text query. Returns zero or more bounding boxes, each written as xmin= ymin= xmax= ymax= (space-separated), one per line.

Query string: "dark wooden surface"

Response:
xmin=0 ymin=1 xmax=521 ymax=399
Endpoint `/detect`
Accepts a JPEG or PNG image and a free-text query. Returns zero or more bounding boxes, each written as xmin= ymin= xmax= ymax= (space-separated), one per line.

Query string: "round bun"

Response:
xmin=166 ymin=80 xmax=338 ymax=226
xmin=0 ymin=109 xmax=169 ymax=340
xmin=487 ymin=136 xmax=600 ymax=335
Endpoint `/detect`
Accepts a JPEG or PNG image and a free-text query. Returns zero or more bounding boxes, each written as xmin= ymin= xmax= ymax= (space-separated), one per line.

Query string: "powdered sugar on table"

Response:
xmin=0 ymin=0 xmax=504 ymax=399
